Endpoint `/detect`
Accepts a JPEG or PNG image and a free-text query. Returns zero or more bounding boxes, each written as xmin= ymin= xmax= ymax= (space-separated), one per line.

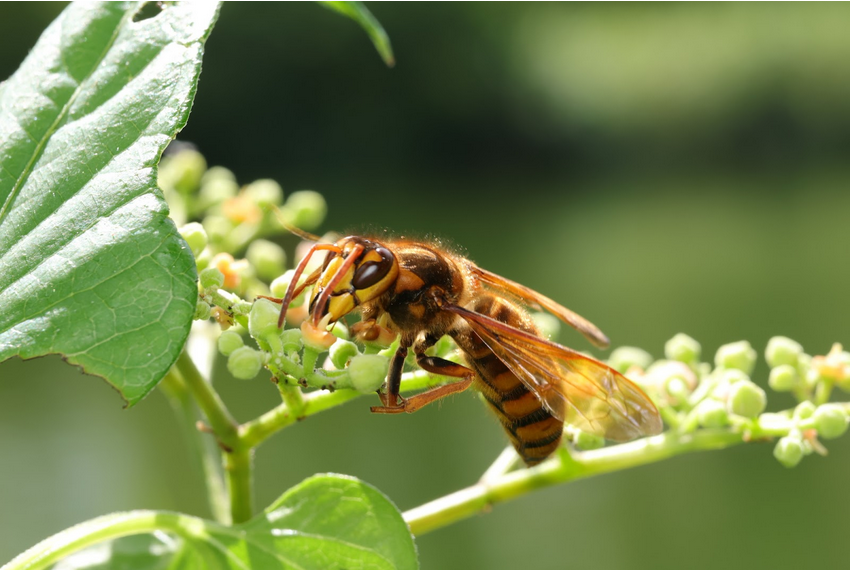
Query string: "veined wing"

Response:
xmin=445 ymin=303 xmax=662 ymax=441
xmin=469 ymin=265 xmax=610 ymax=348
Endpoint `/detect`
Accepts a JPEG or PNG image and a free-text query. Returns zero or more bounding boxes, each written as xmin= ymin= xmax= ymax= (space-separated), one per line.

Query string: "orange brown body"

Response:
xmin=278 ymin=236 xmax=662 ymax=466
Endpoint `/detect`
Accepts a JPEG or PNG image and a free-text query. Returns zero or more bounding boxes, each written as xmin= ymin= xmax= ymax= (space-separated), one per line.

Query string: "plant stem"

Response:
xmin=2 ymin=510 xmax=209 ymax=570
xmin=174 ymin=350 xmax=250 ymax=523
xmin=175 ymin=350 xmax=240 ymax=450
xmin=159 ymin=371 xmax=230 ymax=524
xmin=403 ymin=429 xmax=744 ymax=536
xmin=224 ymin=448 xmax=254 ymax=524
xmin=239 ymin=369 xmax=448 ymax=448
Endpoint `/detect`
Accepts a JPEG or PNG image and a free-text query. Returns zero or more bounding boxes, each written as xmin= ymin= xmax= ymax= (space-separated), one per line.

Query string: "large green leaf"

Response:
xmin=8 ymin=474 xmax=418 ymax=570
xmin=0 ymin=3 xmax=219 ymax=405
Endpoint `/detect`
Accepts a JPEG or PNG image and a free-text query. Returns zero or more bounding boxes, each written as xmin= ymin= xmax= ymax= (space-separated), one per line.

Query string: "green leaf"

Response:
xmin=0 ymin=2 xmax=219 ymax=405
xmin=320 ymin=1 xmax=395 ymax=67
xmin=238 ymin=473 xmax=418 ymax=569
xmin=45 ymin=534 xmax=201 ymax=570
xmin=9 ymin=475 xmax=418 ymax=570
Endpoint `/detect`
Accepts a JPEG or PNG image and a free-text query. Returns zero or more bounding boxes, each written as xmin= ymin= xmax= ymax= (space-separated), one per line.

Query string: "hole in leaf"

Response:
xmin=133 ymin=2 xmax=163 ymax=23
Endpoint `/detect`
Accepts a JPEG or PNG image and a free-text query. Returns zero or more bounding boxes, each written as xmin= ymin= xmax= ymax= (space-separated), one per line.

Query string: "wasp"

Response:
xmin=276 ymin=235 xmax=662 ymax=466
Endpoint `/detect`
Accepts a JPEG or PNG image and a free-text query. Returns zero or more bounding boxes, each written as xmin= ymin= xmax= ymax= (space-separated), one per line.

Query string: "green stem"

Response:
xmin=175 ymin=350 xmax=240 ymax=450
xmin=2 ymin=510 xmax=212 ymax=570
xmin=175 ymin=350 xmax=251 ymax=523
xmin=239 ymin=369 xmax=447 ymax=448
xmin=814 ymin=378 xmax=834 ymax=406
xmin=159 ymin=371 xmax=230 ymax=524
xmin=403 ymin=429 xmax=744 ymax=536
xmin=278 ymin=383 xmax=306 ymax=415
xmin=224 ymin=448 xmax=254 ymax=524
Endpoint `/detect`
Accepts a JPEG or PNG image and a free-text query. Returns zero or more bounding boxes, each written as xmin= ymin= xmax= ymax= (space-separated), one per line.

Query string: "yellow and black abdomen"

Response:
xmin=453 ymin=295 xmax=563 ymax=466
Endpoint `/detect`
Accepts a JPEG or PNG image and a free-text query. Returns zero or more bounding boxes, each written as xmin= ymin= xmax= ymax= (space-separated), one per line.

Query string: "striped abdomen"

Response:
xmin=452 ymin=295 xmax=563 ymax=466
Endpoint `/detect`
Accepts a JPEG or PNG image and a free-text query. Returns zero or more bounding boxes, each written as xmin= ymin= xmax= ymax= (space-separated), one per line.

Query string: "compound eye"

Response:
xmin=351 ymin=247 xmax=394 ymax=290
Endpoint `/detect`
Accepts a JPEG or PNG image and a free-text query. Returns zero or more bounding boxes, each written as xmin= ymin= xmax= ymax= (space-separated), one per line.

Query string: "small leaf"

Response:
xmin=0 ymin=2 xmax=219 ymax=405
xmin=320 ymin=1 xmax=395 ymax=67
xmin=240 ymin=473 xmax=418 ymax=569
xmin=9 ymin=475 xmax=418 ymax=570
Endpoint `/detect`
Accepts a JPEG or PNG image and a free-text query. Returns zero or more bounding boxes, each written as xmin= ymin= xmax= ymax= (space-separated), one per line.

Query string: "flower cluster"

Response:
xmin=608 ymin=334 xmax=849 ymax=467
xmin=159 ymin=147 xmax=399 ymax=396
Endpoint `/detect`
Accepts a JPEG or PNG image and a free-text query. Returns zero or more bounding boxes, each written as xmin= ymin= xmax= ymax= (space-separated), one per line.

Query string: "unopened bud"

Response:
xmin=246 ymin=239 xmax=287 ymax=282
xmin=768 ymin=364 xmax=798 ymax=392
xmin=765 ymin=336 xmax=803 ymax=368
xmin=249 ymin=298 xmax=282 ymax=341
xmin=227 ymin=346 xmax=263 ymax=380
xmin=194 ymin=300 xmax=211 ymax=321
xmin=727 ymin=381 xmax=766 ymax=419
xmin=218 ymin=330 xmax=244 ymax=356
xmin=813 ymin=404 xmax=849 ymax=439
xmin=665 ymin=333 xmax=701 ymax=365
xmin=348 ymin=355 xmax=389 ymax=393
xmin=774 ymin=435 xmax=804 ymax=468
xmin=696 ymin=398 xmax=729 ymax=428
xmin=179 ymin=222 xmax=208 ymax=257
xmin=199 ymin=267 xmax=225 ymax=291
xmin=608 ymin=347 xmax=653 ymax=374
xmin=330 ymin=339 xmax=360 ymax=370
xmin=715 ymin=341 xmax=757 ymax=375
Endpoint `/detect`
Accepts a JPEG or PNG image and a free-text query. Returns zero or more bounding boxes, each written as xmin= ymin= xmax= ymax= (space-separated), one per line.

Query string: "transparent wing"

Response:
xmin=469 ymin=265 xmax=610 ymax=348
xmin=445 ymin=304 xmax=662 ymax=441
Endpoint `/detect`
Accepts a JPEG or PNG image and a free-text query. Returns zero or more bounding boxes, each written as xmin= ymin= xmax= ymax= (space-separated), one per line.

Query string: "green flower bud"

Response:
xmin=202 ymin=214 xmax=233 ymax=243
xmin=715 ymin=341 xmax=757 ymax=375
xmin=227 ymin=346 xmax=263 ymax=380
xmin=608 ymin=346 xmax=654 ymax=374
xmin=279 ymin=329 xmax=303 ymax=354
xmin=768 ymin=364 xmax=799 ymax=392
xmin=813 ymin=404 xmax=849 ymax=439
xmin=246 ymin=239 xmax=287 ymax=282
xmin=199 ymin=267 xmax=225 ymax=290
xmin=348 ymin=354 xmax=389 ymax=394
xmin=720 ymin=368 xmax=750 ymax=385
xmin=248 ymin=298 xmax=282 ymax=341
xmin=774 ymin=435 xmax=804 ymax=468
xmin=531 ymin=312 xmax=560 ymax=341
xmin=201 ymin=165 xmax=236 ymax=186
xmin=195 ymin=248 xmax=212 ymax=272
xmin=331 ymin=321 xmax=350 ymax=341
xmin=330 ymin=339 xmax=360 ymax=369
xmin=283 ymin=190 xmax=327 ymax=231
xmin=244 ymin=179 xmax=283 ymax=209
xmin=696 ymin=398 xmax=729 ymax=428
xmin=727 ymin=381 xmax=766 ymax=418
xmin=572 ymin=429 xmax=605 ymax=451
xmin=218 ymin=330 xmax=244 ymax=356
xmin=765 ymin=336 xmax=803 ymax=369
xmin=179 ymin=222 xmax=208 ymax=257
xmin=270 ymin=270 xmax=308 ymax=306
xmin=794 ymin=401 xmax=816 ymax=421
xmin=665 ymin=333 xmax=701 ymax=365
xmin=665 ymin=376 xmax=690 ymax=403
xmin=646 ymin=361 xmax=696 ymax=403
xmin=194 ymin=300 xmax=211 ymax=321
xmin=160 ymin=149 xmax=206 ymax=194
xmin=199 ymin=177 xmax=239 ymax=208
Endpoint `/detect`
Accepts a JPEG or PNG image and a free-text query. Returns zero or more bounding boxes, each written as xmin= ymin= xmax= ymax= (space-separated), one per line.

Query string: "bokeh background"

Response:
xmin=2 ymin=3 xmax=850 ymax=568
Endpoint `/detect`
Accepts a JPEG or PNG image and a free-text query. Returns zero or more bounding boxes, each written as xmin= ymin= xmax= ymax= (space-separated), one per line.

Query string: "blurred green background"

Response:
xmin=2 ymin=2 xmax=850 ymax=568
